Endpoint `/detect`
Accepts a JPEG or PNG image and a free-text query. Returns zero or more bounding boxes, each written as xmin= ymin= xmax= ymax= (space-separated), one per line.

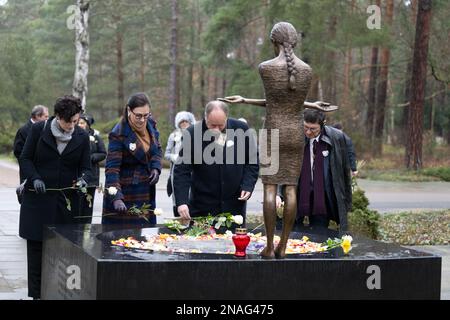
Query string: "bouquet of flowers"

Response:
xmin=164 ymin=213 xmax=244 ymax=237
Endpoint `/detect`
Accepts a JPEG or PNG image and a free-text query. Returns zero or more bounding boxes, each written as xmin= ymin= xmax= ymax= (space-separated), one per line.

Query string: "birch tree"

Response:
xmin=72 ymin=0 xmax=90 ymax=110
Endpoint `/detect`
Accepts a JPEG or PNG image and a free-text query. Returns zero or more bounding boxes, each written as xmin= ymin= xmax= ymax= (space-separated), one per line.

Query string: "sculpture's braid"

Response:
xmin=283 ymin=42 xmax=298 ymax=90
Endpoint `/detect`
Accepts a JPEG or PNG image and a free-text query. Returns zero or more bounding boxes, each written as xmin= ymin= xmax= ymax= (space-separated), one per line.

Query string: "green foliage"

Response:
xmin=348 ymin=208 xmax=380 ymax=240
xmin=1 ymin=0 xmax=450 ymax=162
xmin=351 ymin=188 xmax=369 ymax=211
xmin=0 ymin=125 xmax=16 ymax=154
xmin=421 ymin=167 xmax=450 ymax=182
xmin=0 ymin=36 xmax=37 ymax=124
xmin=202 ymin=0 xmax=256 ymax=60
xmin=165 ymin=213 xmax=241 ymax=236
xmin=362 ymin=170 xmax=440 ymax=182
xmin=348 ymin=188 xmax=380 ymax=239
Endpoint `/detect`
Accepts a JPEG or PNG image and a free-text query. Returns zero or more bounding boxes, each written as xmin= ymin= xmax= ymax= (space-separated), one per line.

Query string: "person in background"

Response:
xmin=332 ymin=123 xmax=358 ymax=177
xmin=164 ymin=111 xmax=196 ymax=216
xmin=14 ymin=105 xmax=49 ymax=182
xmin=78 ymin=113 xmax=107 ymax=220
xmin=19 ymin=95 xmax=90 ymax=299
xmin=102 ymin=92 xmax=162 ymax=224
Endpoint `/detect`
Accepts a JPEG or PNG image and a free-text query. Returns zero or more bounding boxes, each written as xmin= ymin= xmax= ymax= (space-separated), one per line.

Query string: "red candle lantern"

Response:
xmin=232 ymin=228 xmax=250 ymax=257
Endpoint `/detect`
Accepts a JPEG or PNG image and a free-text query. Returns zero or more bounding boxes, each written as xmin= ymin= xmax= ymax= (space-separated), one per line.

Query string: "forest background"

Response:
xmin=1 ymin=0 xmax=449 ymax=176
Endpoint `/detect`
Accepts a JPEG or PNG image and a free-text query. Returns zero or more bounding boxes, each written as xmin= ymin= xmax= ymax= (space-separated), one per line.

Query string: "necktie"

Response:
xmin=313 ymin=140 xmax=318 ymax=159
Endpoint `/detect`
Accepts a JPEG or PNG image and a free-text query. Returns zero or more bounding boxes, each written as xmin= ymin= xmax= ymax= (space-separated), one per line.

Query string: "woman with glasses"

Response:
xmin=102 ymin=92 xmax=162 ymax=224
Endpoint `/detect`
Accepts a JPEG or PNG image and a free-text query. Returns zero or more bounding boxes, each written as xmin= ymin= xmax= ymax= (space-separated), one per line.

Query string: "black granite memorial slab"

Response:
xmin=41 ymin=224 xmax=441 ymax=300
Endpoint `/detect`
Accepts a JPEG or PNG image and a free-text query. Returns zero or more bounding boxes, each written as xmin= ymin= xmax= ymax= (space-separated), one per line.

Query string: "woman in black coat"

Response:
xmin=19 ymin=95 xmax=90 ymax=299
xmin=78 ymin=113 xmax=107 ymax=220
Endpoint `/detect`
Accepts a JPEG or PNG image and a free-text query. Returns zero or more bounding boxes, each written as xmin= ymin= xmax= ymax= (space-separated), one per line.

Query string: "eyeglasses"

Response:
xmin=303 ymin=124 xmax=321 ymax=133
xmin=129 ymin=109 xmax=151 ymax=121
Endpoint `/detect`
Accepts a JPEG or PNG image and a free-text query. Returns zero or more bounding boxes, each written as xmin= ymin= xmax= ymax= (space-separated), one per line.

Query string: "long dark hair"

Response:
xmin=123 ymin=92 xmax=152 ymax=119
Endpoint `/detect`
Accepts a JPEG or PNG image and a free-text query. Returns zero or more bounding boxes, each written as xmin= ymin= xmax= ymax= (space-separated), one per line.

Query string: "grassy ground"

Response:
xmin=378 ymin=210 xmax=450 ymax=245
xmin=358 ymin=143 xmax=450 ymax=182
xmin=247 ymin=209 xmax=450 ymax=245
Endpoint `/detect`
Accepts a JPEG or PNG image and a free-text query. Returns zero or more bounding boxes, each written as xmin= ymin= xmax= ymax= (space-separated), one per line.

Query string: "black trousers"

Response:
xmin=26 ymin=240 xmax=43 ymax=299
xmin=296 ymin=215 xmax=330 ymax=228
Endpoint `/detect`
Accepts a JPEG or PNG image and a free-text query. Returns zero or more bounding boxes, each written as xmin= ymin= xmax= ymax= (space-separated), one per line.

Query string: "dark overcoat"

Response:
xmin=87 ymin=129 xmax=107 ymax=186
xmin=102 ymin=117 xmax=162 ymax=224
xmin=173 ymin=118 xmax=259 ymax=217
xmin=14 ymin=119 xmax=33 ymax=182
xmin=13 ymin=119 xmax=33 ymax=160
xmin=298 ymin=126 xmax=352 ymax=230
xmin=19 ymin=117 xmax=91 ymax=241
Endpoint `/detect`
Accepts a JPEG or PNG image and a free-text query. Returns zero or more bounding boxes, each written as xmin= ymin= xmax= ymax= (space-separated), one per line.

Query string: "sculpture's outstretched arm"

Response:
xmin=304 ymin=101 xmax=338 ymax=112
xmin=218 ymin=95 xmax=266 ymax=107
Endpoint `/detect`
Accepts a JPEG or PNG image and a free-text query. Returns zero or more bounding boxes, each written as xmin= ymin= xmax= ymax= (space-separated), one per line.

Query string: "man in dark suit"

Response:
xmin=174 ymin=100 xmax=259 ymax=220
xmin=13 ymin=105 xmax=49 ymax=182
xmin=295 ymin=108 xmax=352 ymax=230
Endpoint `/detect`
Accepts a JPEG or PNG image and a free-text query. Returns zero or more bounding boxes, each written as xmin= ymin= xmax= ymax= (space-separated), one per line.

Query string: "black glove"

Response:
xmin=33 ymin=179 xmax=46 ymax=194
xmin=16 ymin=184 xmax=25 ymax=204
xmin=113 ymin=199 xmax=127 ymax=213
xmin=148 ymin=169 xmax=160 ymax=186
xmin=76 ymin=177 xmax=88 ymax=189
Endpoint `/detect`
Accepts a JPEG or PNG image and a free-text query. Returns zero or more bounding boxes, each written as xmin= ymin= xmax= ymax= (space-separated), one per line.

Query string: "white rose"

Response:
xmin=226 ymin=140 xmax=234 ymax=148
xmin=107 ymin=187 xmax=118 ymax=196
xmin=233 ymin=215 xmax=244 ymax=225
xmin=89 ymin=135 xmax=95 ymax=142
xmin=215 ymin=133 xmax=227 ymax=146
xmin=129 ymin=143 xmax=136 ymax=151
xmin=322 ymin=150 xmax=329 ymax=157
xmin=342 ymin=235 xmax=353 ymax=242
xmin=153 ymin=208 xmax=163 ymax=216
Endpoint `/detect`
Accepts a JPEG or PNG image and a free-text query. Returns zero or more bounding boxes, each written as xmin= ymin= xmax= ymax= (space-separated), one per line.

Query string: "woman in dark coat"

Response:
xmin=19 ymin=95 xmax=90 ymax=299
xmin=78 ymin=114 xmax=107 ymax=220
xmin=102 ymin=92 xmax=162 ymax=224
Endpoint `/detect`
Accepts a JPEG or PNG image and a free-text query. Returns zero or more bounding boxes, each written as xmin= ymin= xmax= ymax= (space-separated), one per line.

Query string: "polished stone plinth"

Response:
xmin=41 ymin=224 xmax=441 ymax=300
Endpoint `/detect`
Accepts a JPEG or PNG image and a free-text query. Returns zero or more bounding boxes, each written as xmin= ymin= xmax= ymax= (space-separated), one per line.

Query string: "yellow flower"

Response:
xmin=341 ymin=235 xmax=353 ymax=254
